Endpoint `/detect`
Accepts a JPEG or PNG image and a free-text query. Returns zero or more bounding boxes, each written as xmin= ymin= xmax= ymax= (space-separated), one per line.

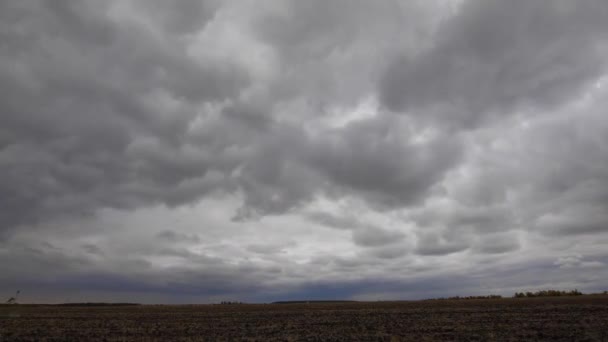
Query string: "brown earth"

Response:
xmin=1 ymin=296 xmax=608 ymax=341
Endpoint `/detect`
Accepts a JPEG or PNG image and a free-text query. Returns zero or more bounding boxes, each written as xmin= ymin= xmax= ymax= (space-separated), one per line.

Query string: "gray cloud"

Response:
xmin=81 ymin=243 xmax=104 ymax=256
xmin=554 ymin=255 xmax=604 ymax=269
xmin=253 ymin=0 xmax=433 ymax=107
xmin=0 ymin=0 xmax=455 ymax=232
xmin=472 ymin=234 xmax=520 ymax=254
xmin=306 ymin=211 xmax=362 ymax=231
xmin=246 ymin=245 xmax=282 ymax=255
xmin=132 ymin=0 xmax=220 ymax=35
xmin=0 ymin=0 xmax=247 ymax=233
xmin=380 ymin=0 xmax=608 ymax=128
xmin=367 ymin=245 xmax=409 ymax=260
xmin=410 ymin=203 xmax=515 ymax=235
xmin=1 ymin=0 xmax=608 ymax=302
xmin=352 ymin=227 xmax=405 ymax=247
xmin=156 ymin=230 xmax=201 ymax=244
xmin=415 ymin=232 xmax=469 ymax=256
xmin=306 ymin=117 xmax=463 ymax=209
xmin=306 ymin=211 xmax=407 ymax=247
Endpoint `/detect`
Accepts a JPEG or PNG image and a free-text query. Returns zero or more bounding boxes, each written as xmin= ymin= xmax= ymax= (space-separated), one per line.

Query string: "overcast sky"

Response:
xmin=1 ymin=0 xmax=608 ymax=304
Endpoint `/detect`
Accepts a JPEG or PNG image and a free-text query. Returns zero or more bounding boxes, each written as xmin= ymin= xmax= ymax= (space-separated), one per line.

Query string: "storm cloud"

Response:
xmin=1 ymin=0 xmax=608 ymax=303
xmin=380 ymin=0 xmax=608 ymax=128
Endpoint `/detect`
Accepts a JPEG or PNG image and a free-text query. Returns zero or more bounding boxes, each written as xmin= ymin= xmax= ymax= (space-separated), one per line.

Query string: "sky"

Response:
xmin=1 ymin=0 xmax=608 ymax=304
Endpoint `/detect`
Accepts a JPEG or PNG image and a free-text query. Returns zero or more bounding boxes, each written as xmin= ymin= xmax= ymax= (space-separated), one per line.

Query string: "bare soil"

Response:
xmin=1 ymin=296 xmax=608 ymax=341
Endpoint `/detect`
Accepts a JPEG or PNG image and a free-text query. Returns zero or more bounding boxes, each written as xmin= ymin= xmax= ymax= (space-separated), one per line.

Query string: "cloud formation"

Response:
xmin=380 ymin=0 xmax=608 ymax=128
xmin=1 ymin=0 xmax=608 ymax=302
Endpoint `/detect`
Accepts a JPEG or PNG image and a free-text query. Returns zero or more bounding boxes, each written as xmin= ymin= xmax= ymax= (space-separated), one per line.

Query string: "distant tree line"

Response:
xmin=272 ymin=300 xmax=357 ymax=304
xmin=513 ymin=289 xmax=583 ymax=298
xmin=219 ymin=301 xmax=244 ymax=305
xmin=427 ymin=295 xmax=503 ymax=301
xmin=55 ymin=303 xmax=141 ymax=306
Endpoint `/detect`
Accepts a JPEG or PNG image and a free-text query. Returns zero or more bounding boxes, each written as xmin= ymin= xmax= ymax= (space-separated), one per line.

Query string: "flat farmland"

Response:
xmin=2 ymin=296 xmax=608 ymax=341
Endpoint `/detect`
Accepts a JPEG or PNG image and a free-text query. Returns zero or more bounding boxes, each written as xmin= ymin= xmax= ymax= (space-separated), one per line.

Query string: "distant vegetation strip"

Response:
xmin=513 ymin=289 xmax=583 ymax=298
xmin=426 ymin=289 xmax=594 ymax=301
xmin=425 ymin=295 xmax=504 ymax=301
xmin=3 ymin=289 xmax=605 ymax=306
xmin=54 ymin=303 xmax=141 ymax=306
xmin=272 ymin=300 xmax=358 ymax=304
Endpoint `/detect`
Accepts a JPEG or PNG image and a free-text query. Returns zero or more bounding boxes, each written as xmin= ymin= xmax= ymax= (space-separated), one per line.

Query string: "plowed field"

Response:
xmin=2 ymin=296 xmax=608 ymax=341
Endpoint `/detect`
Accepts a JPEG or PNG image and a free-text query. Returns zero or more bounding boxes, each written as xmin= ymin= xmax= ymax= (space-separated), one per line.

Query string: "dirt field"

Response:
xmin=2 ymin=296 xmax=608 ymax=341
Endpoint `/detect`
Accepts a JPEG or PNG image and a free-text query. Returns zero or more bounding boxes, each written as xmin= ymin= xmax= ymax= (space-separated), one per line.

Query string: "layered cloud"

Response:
xmin=1 ymin=0 xmax=607 ymax=302
xmin=380 ymin=0 xmax=608 ymax=128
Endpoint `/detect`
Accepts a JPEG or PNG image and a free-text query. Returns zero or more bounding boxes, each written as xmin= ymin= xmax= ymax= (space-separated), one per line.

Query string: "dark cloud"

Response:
xmin=306 ymin=211 xmax=407 ymax=247
xmin=415 ymin=233 xmax=469 ymax=256
xmin=156 ymin=230 xmax=201 ymax=244
xmin=380 ymin=0 xmax=608 ymax=128
xmin=232 ymin=126 xmax=317 ymax=218
xmin=246 ymin=244 xmax=286 ymax=255
xmin=486 ymin=106 xmax=608 ymax=237
xmin=81 ymin=243 xmax=104 ymax=256
xmin=0 ymin=0 xmax=247 ymax=232
xmin=133 ymin=0 xmax=220 ymax=35
xmin=2 ymin=0 xmax=608 ymax=303
xmin=352 ymin=227 xmax=405 ymax=247
xmin=253 ymin=0 xmax=427 ymax=107
xmin=306 ymin=117 xmax=463 ymax=209
xmin=367 ymin=245 xmax=409 ymax=260
xmin=306 ymin=211 xmax=362 ymax=231
xmin=0 ymin=0 xmax=455 ymax=233
xmin=472 ymin=234 xmax=520 ymax=254
xmin=522 ymin=114 xmax=608 ymax=237
xmin=410 ymin=204 xmax=514 ymax=235
xmin=232 ymin=115 xmax=463 ymax=218
xmin=554 ymin=255 xmax=604 ymax=269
